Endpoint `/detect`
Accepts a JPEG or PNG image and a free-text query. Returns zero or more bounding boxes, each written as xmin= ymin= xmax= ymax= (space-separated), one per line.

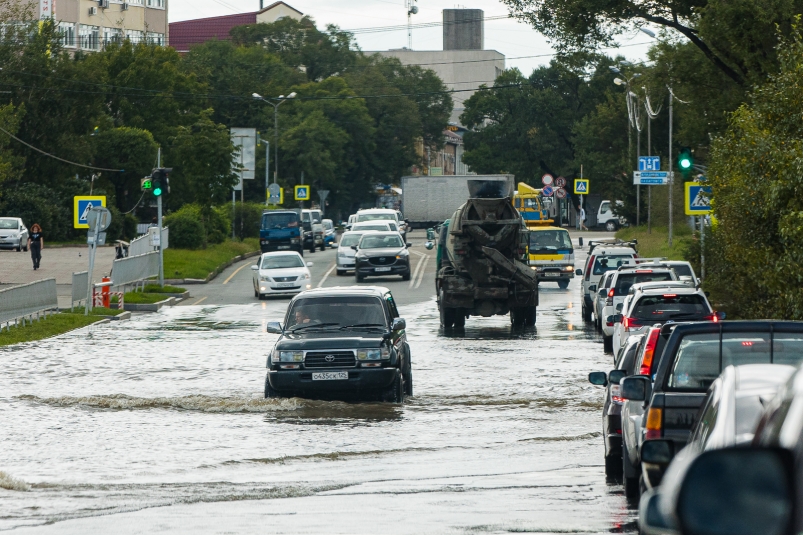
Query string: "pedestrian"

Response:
xmin=579 ymin=205 xmax=588 ymax=231
xmin=28 ymin=223 xmax=43 ymax=270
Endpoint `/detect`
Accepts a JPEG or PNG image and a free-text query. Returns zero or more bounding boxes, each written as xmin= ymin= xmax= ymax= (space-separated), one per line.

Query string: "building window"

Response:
xmin=146 ymin=32 xmax=165 ymax=46
xmin=103 ymin=27 xmax=122 ymax=47
xmin=146 ymin=0 xmax=164 ymax=7
xmin=79 ymin=24 xmax=100 ymax=50
xmin=59 ymin=22 xmax=76 ymax=48
xmin=125 ymin=29 xmax=144 ymax=44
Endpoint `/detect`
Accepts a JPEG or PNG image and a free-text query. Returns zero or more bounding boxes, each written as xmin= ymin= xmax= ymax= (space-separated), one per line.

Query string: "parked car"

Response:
xmin=611 ymin=281 xmax=713 ymax=355
xmin=637 ymin=363 xmax=796 ymax=535
xmin=576 ymin=240 xmax=638 ymax=323
xmin=621 ymin=320 xmax=803 ymax=498
xmin=356 ymin=208 xmax=406 ymax=242
xmin=264 ymin=286 xmax=412 ymax=402
xmin=588 ymin=333 xmax=646 ymax=479
xmin=336 ymin=231 xmax=365 ymax=276
xmin=0 ymin=217 xmax=28 ymax=251
xmin=302 ymin=209 xmax=325 ymax=252
xmin=593 ymin=271 xmax=616 ymax=332
xmin=657 ymin=260 xmax=699 ymax=287
xmin=322 ymin=218 xmax=336 ymax=248
xmin=251 ymin=251 xmax=312 ymax=299
xmin=354 ymin=231 xmax=411 ymax=282
xmin=596 ymin=200 xmax=628 ymax=232
xmin=345 ymin=214 xmax=358 ymax=231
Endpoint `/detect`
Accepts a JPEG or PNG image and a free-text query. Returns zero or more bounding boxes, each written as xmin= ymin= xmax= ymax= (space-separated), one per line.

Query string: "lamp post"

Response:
xmin=612 ymin=67 xmax=642 ymax=226
xmin=252 ymin=92 xmax=297 ymax=188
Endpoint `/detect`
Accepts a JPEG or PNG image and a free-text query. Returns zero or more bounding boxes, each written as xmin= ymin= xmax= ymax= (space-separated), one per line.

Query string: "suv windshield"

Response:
xmin=529 ymin=230 xmax=572 ymax=253
xmin=355 ymin=224 xmax=389 ymax=232
xmin=287 ymin=296 xmax=386 ymax=329
xmin=360 ymin=234 xmax=404 ymax=249
xmin=261 ymin=255 xmax=304 ymax=269
xmin=631 ymin=294 xmax=709 ymax=320
xmin=339 ymin=233 xmax=363 ymax=247
xmin=593 ymin=255 xmax=634 ymax=275
xmin=614 ymin=272 xmax=674 ymax=295
xmin=357 ymin=213 xmax=396 ymax=222
xmin=0 ymin=219 xmax=18 ymax=229
xmin=262 ymin=212 xmax=299 ymax=229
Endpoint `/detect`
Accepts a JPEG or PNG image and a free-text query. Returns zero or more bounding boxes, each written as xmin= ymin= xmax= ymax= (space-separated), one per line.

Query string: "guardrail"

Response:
xmin=0 ymin=278 xmax=58 ymax=329
xmin=71 ymin=271 xmax=89 ymax=312
xmin=111 ymin=251 xmax=159 ymax=287
xmin=128 ymin=227 xmax=168 ymax=257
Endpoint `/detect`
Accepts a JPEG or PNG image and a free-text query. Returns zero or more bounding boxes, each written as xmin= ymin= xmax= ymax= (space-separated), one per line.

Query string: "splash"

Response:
xmin=17 ymin=394 xmax=304 ymax=413
xmin=0 ymin=471 xmax=30 ymax=491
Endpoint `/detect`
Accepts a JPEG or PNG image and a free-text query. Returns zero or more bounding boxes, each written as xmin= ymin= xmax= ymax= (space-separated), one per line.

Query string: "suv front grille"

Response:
xmin=273 ymin=276 xmax=298 ymax=282
xmin=304 ymin=351 xmax=356 ymax=368
xmin=368 ymin=256 xmax=397 ymax=266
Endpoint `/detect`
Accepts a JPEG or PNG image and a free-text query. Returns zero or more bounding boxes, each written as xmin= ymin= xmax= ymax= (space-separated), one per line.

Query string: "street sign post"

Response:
xmin=74 ymin=196 xmax=106 ymax=229
xmin=268 ymin=183 xmax=283 ymax=204
xmin=542 ymin=185 xmax=554 ymax=197
xmin=685 ymin=182 xmax=712 ymax=215
xmin=574 ymin=179 xmax=589 ymax=194
xmin=633 ymin=171 xmax=673 ymax=185
xmin=294 ymin=185 xmax=310 ymax=201
xmin=638 ymin=156 xmax=661 ymax=171
xmin=84 ymin=206 xmax=112 ymax=315
xmin=556 ymin=188 xmax=567 ymax=199
xmin=541 ymin=174 xmax=554 ymax=186
xmin=318 ymin=189 xmax=330 ymax=214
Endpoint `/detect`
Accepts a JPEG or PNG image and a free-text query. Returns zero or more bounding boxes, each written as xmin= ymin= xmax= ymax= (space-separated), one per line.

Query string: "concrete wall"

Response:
xmin=443 ymin=9 xmax=483 ymax=51
xmin=369 ymin=49 xmax=505 ymax=125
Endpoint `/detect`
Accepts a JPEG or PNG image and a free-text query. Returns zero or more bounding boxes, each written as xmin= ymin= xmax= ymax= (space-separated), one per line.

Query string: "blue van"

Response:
xmin=260 ymin=210 xmax=302 ymax=255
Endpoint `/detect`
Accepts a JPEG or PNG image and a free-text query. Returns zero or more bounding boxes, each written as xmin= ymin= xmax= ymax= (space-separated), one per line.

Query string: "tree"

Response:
xmin=91 ymin=127 xmax=159 ymax=213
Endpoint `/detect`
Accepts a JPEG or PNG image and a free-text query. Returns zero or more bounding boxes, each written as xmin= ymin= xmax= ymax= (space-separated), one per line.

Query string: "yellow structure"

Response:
xmin=512 ymin=182 xmax=552 ymax=228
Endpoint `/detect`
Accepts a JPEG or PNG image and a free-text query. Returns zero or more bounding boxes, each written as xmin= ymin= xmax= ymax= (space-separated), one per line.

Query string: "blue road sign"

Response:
xmin=74 ymin=196 xmax=106 ymax=229
xmin=294 ymin=185 xmax=310 ymax=201
xmin=542 ymin=185 xmax=554 ymax=197
xmin=638 ymin=156 xmax=661 ymax=171
xmin=574 ymin=179 xmax=589 ymax=194
xmin=633 ymin=171 xmax=672 ymax=185
xmin=685 ymin=183 xmax=712 ymax=215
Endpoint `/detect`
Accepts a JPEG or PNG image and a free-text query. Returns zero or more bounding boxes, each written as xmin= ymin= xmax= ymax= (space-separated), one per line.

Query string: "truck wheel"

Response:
xmin=309 ymin=243 xmax=315 ymax=253
xmin=524 ymin=306 xmax=536 ymax=326
xmin=382 ymin=372 xmax=404 ymax=403
xmin=558 ymin=280 xmax=569 ymax=289
xmin=453 ymin=309 xmax=466 ymax=328
xmin=440 ymin=304 xmax=455 ymax=329
xmin=605 ymin=221 xmax=618 ymax=232
xmin=511 ymin=308 xmax=525 ymax=327
xmin=603 ymin=335 xmax=613 ymax=353
xmin=264 ymin=375 xmax=281 ymax=398
xmin=403 ymin=370 xmax=413 ymax=396
xmin=605 ymin=455 xmax=623 ymax=481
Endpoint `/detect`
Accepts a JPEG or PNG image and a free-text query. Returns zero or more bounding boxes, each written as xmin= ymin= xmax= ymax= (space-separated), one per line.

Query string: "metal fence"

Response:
xmin=111 ymin=252 xmax=159 ymax=287
xmin=0 ymin=278 xmax=58 ymax=327
xmin=128 ymin=227 xmax=168 ymax=257
xmin=71 ymin=271 xmax=89 ymax=311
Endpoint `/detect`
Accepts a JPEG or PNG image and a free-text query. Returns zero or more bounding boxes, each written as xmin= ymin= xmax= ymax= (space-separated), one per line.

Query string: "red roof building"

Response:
xmin=169 ymin=1 xmax=303 ymax=53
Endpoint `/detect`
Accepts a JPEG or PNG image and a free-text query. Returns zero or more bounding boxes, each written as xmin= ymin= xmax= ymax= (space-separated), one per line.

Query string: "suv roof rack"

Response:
xmin=587 ymin=239 xmax=638 ymax=254
xmin=634 ymin=257 xmax=668 ymax=264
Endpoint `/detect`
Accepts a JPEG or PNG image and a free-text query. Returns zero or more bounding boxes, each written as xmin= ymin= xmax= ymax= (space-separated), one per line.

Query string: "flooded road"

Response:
xmin=1 ymin=256 xmax=636 ymax=534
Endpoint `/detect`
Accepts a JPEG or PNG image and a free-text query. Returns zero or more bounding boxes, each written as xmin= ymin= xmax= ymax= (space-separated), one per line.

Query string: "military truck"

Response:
xmin=430 ymin=179 xmax=539 ymax=328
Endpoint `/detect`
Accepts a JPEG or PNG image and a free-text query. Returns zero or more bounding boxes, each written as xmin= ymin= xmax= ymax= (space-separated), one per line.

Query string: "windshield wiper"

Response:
xmin=340 ymin=323 xmax=386 ymax=330
xmin=290 ymin=322 xmax=341 ymax=332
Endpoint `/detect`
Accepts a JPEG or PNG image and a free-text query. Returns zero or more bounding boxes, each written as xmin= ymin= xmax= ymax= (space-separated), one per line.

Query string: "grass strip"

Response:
xmin=163 ymin=239 xmax=259 ymax=280
xmin=142 ymin=284 xmax=186 ymax=293
xmin=615 ymin=225 xmax=693 ymax=261
xmin=69 ymin=306 xmax=124 ymax=316
xmin=0 ymin=313 xmax=109 ymax=347
xmin=112 ymin=292 xmax=167 ymax=304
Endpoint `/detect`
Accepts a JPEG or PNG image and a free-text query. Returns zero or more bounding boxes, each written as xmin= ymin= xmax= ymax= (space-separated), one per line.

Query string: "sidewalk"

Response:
xmin=0 ymin=246 xmax=116 ymax=285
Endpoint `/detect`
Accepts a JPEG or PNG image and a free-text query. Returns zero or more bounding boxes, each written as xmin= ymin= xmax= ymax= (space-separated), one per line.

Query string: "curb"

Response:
xmin=111 ymin=311 xmax=132 ymax=321
xmin=164 ymin=251 xmax=260 ymax=285
xmin=122 ymin=297 xmax=174 ymax=312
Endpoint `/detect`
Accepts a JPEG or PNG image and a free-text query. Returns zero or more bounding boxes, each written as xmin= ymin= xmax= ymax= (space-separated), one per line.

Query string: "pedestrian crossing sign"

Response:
xmin=294 ymin=185 xmax=310 ymax=201
xmin=74 ymin=196 xmax=107 ymax=229
xmin=574 ymin=179 xmax=589 ymax=195
xmin=685 ymin=182 xmax=712 ymax=215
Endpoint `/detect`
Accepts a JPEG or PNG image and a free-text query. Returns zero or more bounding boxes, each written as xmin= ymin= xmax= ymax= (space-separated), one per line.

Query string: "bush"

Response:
xmin=225 ymin=202 xmax=264 ymax=239
xmin=0 ymin=183 xmax=71 ymax=241
xmin=164 ymin=207 xmax=205 ymax=249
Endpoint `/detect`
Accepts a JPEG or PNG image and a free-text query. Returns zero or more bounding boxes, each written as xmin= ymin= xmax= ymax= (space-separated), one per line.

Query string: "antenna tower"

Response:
xmin=406 ymin=0 xmax=418 ymax=49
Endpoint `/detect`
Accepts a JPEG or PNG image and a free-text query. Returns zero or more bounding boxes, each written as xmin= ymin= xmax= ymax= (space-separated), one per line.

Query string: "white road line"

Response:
xmin=317 ymin=263 xmax=337 ymax=288
xmin=410 ymin=250 xmax=426 ymax=257
xmin=409 ymin=254 xmax=426 ymax=288
xmin=414 ymin=255 xmax=430 ymax=289
xmin=223 ymin=262 xmax=250 ymax=285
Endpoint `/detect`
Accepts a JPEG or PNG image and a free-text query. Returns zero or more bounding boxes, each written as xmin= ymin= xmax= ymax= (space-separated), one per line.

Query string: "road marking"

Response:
xmin=409 ymin=254 xmax=427 ymax=288
xmin=414 ymin=255 xmax=430 ymax=289
xmin=317 ymin=263 xmax=337 ymax=288
xmin=194 ymin=296 xmax=208 ymax=305
xmin=410 ymin=250 xmax=426 ymax=257
xmin=223 ymin=262 xmax=251 ymax=285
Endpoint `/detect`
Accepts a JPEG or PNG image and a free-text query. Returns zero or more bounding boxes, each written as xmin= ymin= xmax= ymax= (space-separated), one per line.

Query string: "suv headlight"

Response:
xmin=357 ymin=348 xmax=390 ymax=360
xmin=274 ymin=350 xmax=303 ymax=363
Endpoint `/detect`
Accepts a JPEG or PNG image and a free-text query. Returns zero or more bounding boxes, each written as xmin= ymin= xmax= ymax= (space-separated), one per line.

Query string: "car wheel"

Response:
xmin=606 ymin=221 xmax=618 ymax=232
xmin=264 ymin=375 xmax=281 ymax=398
xmin=356 ymin=274 xmax=365 ymax=283
xmin=16 ymin=244 xmax=21 ymax=252
xmin=336 ymin=269 xmax=345 ymax=276
xmin=511 ymin=307 xmax=526 ymax=327
xmin=319 ymin=241 xmax=325 ymax=252
xmin=603 ymin=335 xmax=613 ymax=353
xmin=382 ymin=371 xmax=404 ymax=403
xmin=558 ymin=279 xmax=569 ymax=289
xmin=622 ymin=436 xmax=641 ymax=502
xmin=605 ymin=455 xmax=623 ymax=481
xmin=254 ymin=286 xmax=259 ymax=298
xmin=582 ymin=303 xmax=592 ymax=322
xmin=402 ymin=270 xmax=411 ymax=281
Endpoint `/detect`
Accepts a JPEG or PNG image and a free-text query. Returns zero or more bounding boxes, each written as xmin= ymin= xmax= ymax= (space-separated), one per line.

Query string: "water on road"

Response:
xmin=0 ymin=280 xmax=636 ymax=534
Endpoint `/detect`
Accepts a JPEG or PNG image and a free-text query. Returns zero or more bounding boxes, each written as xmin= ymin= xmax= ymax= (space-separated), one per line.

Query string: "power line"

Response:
xmin=345 ymin=14 xmax=512 ymax=35
xmin=0 ymin=126 xmax=124 ymax=172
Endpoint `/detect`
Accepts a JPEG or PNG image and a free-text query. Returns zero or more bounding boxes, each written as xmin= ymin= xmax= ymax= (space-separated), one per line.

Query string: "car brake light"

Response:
xmin=704 ymin=313 xmax=720 ymax=323
xmin=742 ymin=341 xmax=753 ymax=346
xmin=623 ymin=316 xmax=641 ymax=331
xmin=639 ymin=328 xmax=660 ymax=375
xmin=645 ymin=407 xmax=663 ymax=440
xmin=635 ymin=269 xmax=653 ymax=273
xmin=663 ymin=294 xmax=677 ymax=298
xmin=608 ymin=289 xmax=615 ymax=298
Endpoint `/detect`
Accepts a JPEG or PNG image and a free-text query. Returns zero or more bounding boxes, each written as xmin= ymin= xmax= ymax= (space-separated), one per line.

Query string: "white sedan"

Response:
xmin=251 ymin=251 xmax=312 ymax=299
xmin=336 ymin=230 xmax=364 ymax=276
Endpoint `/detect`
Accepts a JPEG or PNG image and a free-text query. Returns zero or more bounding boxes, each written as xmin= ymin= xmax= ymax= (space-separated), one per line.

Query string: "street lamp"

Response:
xmin=613 ymin=70 xmax=643 ymax=225
xmin=253 ymin=92 xmax=297 ymax=190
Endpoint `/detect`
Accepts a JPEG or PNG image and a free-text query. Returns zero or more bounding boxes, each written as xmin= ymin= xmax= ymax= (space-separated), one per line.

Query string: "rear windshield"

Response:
xmin=287 ymin=296 xmax=386 ymax=329
xmin=668 ymin=331 xmax=803 ymax=390
xmin=614 ymin=272 xmax=674 ymax=295
xmin=357 ymin=213 xmax=396 ymax=222
xmin=670 ymin=264 xmax=694 ymax=279
xmin=529 ymin=230 xmax=573 ymax=253
xmin=262 ymin=212 xmax=298 ymax=229
xmin=593 ymin=255 xmax=634 ymax=275
xmin=355 ymin=224 xmax=389 ymax=231
xmin=631 ymin=294 xmax=709 ymax=321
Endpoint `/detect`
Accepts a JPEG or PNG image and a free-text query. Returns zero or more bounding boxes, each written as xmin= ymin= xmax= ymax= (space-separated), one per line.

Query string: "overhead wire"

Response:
xmin=0 ymin=125 xmax=124 ymax=171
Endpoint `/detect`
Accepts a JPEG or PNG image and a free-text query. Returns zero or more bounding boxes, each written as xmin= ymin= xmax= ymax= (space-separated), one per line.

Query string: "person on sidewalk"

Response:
xmin=579 ymin=206 xmax=588 ymax=231
xmin=27 ymin=223 xmax=43 ymax=270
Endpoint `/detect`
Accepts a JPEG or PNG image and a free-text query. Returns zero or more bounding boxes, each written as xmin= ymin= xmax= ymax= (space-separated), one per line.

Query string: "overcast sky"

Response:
xmin=170 ymin=0 xmax=656 ymax=76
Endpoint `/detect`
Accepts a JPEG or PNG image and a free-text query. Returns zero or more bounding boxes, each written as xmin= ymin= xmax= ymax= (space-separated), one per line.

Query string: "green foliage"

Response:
xmin=704 ymin=31 xmax=803 ymax=319
xmin=163 ymin=205 xmax=205 ymax=249
xmin=163 ymin=238 xmax=259 ymax=280
xmin=616 ymin=225 xmax=693 ymax=261
xmin=230 ymin=202 xmax=266 ymax=240
xmin=92 ymin=127 xmax=158 ymax=213
xmin=0 ymin=183 xmax=71 ymax=241
xmin=142 ymin=284 xmax=186 ymax=293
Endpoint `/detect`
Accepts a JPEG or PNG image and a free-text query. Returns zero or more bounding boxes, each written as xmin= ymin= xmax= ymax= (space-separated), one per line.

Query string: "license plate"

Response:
xmin=546 ymin=273 xmax=560 ymax=277
xmin=375 ymin=267 xmax=392 ymax=272
xmin=312 ymin=371 xmax=348 ymax=381
xmin=278 ymin=245 xmax=290 ymax=249
xmin=276 ymin=282 xmax=295 ymax=288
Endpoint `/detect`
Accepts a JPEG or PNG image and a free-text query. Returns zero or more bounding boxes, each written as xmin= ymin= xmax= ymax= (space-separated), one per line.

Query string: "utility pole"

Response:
xmin=647 ymin=108 xmax=652 ymax=235
xmin=668 ymin=85 xmax=674 ymax=248
xmin=265 ymin=141 xmax=270 ymax=204
xmin=635 ymin=99 xmax=640 ymax=227
xmin=157 ymin=147 xmax=164 ymax=287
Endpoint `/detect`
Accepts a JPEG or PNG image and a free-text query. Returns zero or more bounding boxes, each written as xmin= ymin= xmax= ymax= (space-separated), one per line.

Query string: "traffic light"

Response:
xmin=678 ymin=147 xmax=693 ymax=173
xmin=140 ymin=177 xmax=152 ymax=191
xmin=150 ymin=168 xmax=172 ymax=197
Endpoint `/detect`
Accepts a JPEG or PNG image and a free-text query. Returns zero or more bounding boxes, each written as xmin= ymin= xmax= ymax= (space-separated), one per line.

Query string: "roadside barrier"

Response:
xmin=0 ymin=278 xmax=58 ymax=331
xmin=71 ymin=271 xmax=89 ymax=311
xmin=128 ymin=227 xmax=168 ymax=257
xmin=111 ymin=251 xmax=159 ymax=287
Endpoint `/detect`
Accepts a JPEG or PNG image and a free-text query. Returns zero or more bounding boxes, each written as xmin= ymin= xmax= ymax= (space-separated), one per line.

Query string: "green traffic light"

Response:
xmin=679 ymin=157 xmax=692 ymax=169
xmin=153 ymin=186 xmax=162 ymax=196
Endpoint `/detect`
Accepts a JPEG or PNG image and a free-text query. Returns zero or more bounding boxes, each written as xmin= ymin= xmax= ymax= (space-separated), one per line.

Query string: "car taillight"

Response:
xmin=704 ymin=313 xmax=720 ymax=323
xmin=639 ymin=328 xmax=660 ymax=375
xmin=645 ymin=407 xmax=663 ymax=439
xmin=635 ymin=269 xmax=653 ymax=273
xmin=611 ymin=385 xmax=623 ymax=404
xmin=585 ymin=255 xmax=595 ymax=279
xmin=623 ymin=316 xmax=641 ymax=331
xmin=608 ymin=289 xmax=615 ymax=298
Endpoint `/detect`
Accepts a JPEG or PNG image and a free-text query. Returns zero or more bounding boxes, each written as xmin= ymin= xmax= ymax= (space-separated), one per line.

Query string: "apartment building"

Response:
xmin=43 ymin=0 xmax=167 ymax=51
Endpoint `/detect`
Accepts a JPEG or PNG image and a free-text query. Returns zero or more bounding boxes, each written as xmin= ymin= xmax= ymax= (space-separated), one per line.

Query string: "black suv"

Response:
xmin=265 ymin=286 xmax=412 ymax=402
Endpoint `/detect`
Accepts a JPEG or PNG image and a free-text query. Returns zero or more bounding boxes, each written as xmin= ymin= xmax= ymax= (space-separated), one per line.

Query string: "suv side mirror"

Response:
xmin=426 ymin=228 xmax=436 ymax=241
xmin=716 ymin=311 xmax=726 ymax=320
xmin=640 ymin=439 xmax=675 ymax=465
xmin=607 ymin=314 xmax=622 ymax=324
xmin=588 ymin=371 xmax=608 ymax=386
xmin=676 ymin=448 xmax=794 ymax=535
xmin=391 ymin=318 xmax=406 ymax=331
xmin=575 ymin=269 xmax=583 ymax=276
xmin=589 ymin=285 xmax=597 ymax=293
xmin=266 ymin=322 xmax=283 ymax=334
xmin=621 ymin=376 xmax=651 ymax=402
xmin=609 ymin=369 xmax=626 ymax=384
xmin=425 ymin=241 xmax=434 ymax=250
xmin=351 ymin=245 xmax=358 ymax=250
xmin=598 ymin=288 xmax=607 ymax=297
